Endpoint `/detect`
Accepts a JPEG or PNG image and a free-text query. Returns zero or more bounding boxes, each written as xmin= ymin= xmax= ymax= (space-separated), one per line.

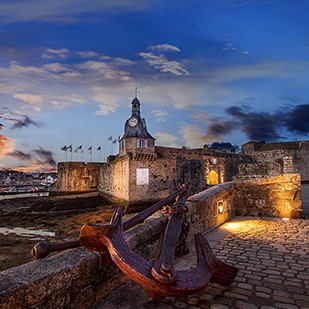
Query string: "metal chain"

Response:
xmin=175 ymin=206 xmax=190 ymax=256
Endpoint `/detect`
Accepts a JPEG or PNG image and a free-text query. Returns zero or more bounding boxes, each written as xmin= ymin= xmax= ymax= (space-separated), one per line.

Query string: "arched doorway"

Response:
xmin=208 ymin=170 xmax=219 ymax=185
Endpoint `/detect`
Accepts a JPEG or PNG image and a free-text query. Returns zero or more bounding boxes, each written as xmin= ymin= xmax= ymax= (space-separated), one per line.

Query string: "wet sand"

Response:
xmin=0 ymin=192 xmax=126 ymax=271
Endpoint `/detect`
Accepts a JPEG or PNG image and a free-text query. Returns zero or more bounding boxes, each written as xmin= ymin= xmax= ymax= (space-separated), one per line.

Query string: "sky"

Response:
xmin=0 ymin=0 xmax=309 ymax=172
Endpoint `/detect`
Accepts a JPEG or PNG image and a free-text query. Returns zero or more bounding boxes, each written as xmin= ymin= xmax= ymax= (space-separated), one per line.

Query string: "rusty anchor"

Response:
xmin=31 ymin=183 xmax=238 ymax=300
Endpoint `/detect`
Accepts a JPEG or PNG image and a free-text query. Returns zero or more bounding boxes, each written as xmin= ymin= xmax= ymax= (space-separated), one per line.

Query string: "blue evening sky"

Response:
xmin=0 ymin=0 xmax=309 ymax=172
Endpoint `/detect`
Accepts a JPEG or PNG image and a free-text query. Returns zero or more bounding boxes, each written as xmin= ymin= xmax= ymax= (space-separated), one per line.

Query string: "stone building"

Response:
xmin=99 ymin=96 xmax=245 ymax=211
xmin=51 ymin=95 xmax=247 ymax=209
xmin=241 ymin=141 xmax=309 ymax=182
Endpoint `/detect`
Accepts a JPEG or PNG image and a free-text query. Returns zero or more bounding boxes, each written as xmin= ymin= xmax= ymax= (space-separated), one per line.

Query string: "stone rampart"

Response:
xmin=235 ymin=174 xmax=302 ymax=218
xmin=0 ymin=174 xmax=302 ymax=309
xmin=50 ymin=162 xmax=105 ymax=195
xmin=241 ymin=141 xmax=309 ymax=182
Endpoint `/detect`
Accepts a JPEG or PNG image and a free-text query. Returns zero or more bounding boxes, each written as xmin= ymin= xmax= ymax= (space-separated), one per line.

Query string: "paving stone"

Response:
xmin=156 ymin=304 xmax=173 ymax=309
xmin=198 ymin=299 xmax=211 ymax=308
xmin=173 ymin=301 xmax=188 ymax=308
xmin=187 ymin=297 xmax=200 ymax=306
xmin=255 ymin=292 xmax=271 ymax=299
xmin=199 ymin=293 xmax=212 ymax=301
xmin=213 ymin=296 xmax=232 ymax=306
xmin=209 ymin=303 xmax=229 ymax=309
xmin=273 ymin=296 xmax=295 ymax=304
xmin=223 ymin=291 xmax=248 ymax=301
xmin=255 ymin=286 xmax=271 ymax=294
xmin=274 ymin=303 xmax=299 ymax=309
xmin=237 ymin=283 xmax=253 ymax=290
xmin=235 ymin=300 xmax=259 ymax=309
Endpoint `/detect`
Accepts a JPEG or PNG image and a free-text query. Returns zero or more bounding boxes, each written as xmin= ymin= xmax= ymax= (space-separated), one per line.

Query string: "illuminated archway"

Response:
xmin=208 ymin=170 xmax=219 ymax=185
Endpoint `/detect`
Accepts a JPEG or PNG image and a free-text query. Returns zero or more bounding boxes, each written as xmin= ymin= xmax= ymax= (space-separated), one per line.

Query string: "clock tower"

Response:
xmin=119 ymin=95 xmax=155 ymax=155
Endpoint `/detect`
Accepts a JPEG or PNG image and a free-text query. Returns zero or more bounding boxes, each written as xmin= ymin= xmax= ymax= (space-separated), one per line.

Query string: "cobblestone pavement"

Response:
xmin=138 ymin=217 xmax=309 ymax=309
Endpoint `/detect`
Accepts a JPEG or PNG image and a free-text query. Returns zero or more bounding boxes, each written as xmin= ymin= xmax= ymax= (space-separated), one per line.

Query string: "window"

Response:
xmin=212 ymin=158 xmax=217 ymax=165
xmin=137 ymin=139 xmax=147 ymax=148
xmin=121 ymin=140 xmax=125 ymax=149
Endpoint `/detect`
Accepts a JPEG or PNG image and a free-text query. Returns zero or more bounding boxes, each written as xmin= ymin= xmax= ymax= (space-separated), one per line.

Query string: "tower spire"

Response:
xmin=135 ymin=78 xmax=138 ymax=98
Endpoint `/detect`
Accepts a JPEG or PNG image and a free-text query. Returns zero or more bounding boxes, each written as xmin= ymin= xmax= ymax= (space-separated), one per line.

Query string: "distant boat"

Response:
xmin=2 ymin=187 xmax=17 ymax=194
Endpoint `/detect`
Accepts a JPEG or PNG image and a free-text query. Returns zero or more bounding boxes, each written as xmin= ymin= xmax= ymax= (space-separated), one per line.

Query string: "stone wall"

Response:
xmin=50 ymin=162 xmax=105 ymax=195
xmin=99 ymin=157 xmax=129 ymax=206
xmin=100 ymin=146 xmax=246 ymax=212
xmin=2 ymin=174 xmax=302 ymax=309
xmin=235 ymin=174 xmax=303 ymax=218
xmin=241 ymin=141 xmax=309 ymax=182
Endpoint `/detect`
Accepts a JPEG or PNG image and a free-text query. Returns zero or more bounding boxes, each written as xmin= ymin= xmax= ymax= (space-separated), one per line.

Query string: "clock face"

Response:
xmin=129 ymin=117 xmax=138 ymax=127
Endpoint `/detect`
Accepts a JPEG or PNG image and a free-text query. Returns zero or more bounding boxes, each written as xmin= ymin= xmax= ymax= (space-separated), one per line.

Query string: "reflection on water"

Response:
xmin=0 ymin=227 xmax=55 ymax=237
xmin=0 ymin=192 xmax=49 ymax=200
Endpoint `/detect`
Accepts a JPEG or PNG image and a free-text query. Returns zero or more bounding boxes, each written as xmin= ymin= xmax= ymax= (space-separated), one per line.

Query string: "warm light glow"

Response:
xmin=282 ymin=218 xmax=290 ymax=221
xmin=225 ymin=222 xmax=240 ymax=230
xmin=218 ymin=205 xmax=223 ymax=214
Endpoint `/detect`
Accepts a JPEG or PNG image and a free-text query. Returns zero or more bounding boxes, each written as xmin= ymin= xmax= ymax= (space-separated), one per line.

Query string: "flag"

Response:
xmin=113 ymin=139 xmax=117 ymax=144
xmin=77 ymin=145 xmax=82 ymax=150
xmin=61 ymin=145 xmax=67 ymax=151
xmin=67 ymin=145 xmax=72 ymax=152
xmin=88 ymin=146 xmax=92 ymax=151
xmin=74 ymin=149 xmax=77 ymax=153
xmin=108 ymin=136 xmax=112 ymax=141
xmin=97 ymin=146 xmax=101 ymax=150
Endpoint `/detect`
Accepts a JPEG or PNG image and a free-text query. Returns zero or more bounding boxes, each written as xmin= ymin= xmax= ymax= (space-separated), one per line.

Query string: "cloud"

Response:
xmin=77 ymin=61 xmax=132 ymax=80
xmin=148 ymin=44 xmax=181 ymax=53
xmin=78 ymin=51 xmax=100 ymax=58
xmin=155 ymin=132 xmax=179 ymax=147
xmin=10 ymin=115 xmax=43 ymax=130
xmin=226 ymin=105 xmax=282 ymax=141
xmin=42 ymin=48 xmax=70 ymax=60
xmin=100 ymin=56 xmax=136 ymax=66
xmin=204 ymin=119 xmax=236 ymax=141
xmin=209 ymin=142 xmax=240 ymax=153
xmin=15 ymin=161 xmax=56 ymax=173
xmin=0 ymin=134 xmax=15 ymax=158
xmin=0 ymin=1 xmax=155 ymax=24
xmin=139 ymin=50 xmax=189 ymax=76
xmin=33 ymin=146 xmax=56 ymax=167
xmin=180 ymin=125 xmax=206 ymax=148
xmin=223 ymin=42 xmax=249 ymax=54
xmin=6 ymin=149 xmax=32 ymax=161
xmin=43 ymin=63 xmax=71 ymax=72
xmin=168 ymin=91 xmax=195 ymax=109
xmin=92 ymin=87 xmax=120 ymax=115
xmin=152 ymin=110 xmax=168 ymax=122
xmin=13 ymin=93 xmax=45 ymax=111
xmin=5 ymin=146 xmax=56 ymax=170
xmin=284 ymin=104 xmax=309 ymax=135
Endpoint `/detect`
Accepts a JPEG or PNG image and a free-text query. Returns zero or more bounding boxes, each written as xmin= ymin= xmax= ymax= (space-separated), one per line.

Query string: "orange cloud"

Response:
xmin=15 ymin=161 xmax=57 ymax=173
xmin=0 ymin=134 xmax=15 ymax=159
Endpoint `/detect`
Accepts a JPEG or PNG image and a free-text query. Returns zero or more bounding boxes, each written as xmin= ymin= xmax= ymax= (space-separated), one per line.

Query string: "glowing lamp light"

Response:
xmin=218 ymin=202 xmax=223 ymax=214
xmin=282 ymin=218 xmax=290 ymax=221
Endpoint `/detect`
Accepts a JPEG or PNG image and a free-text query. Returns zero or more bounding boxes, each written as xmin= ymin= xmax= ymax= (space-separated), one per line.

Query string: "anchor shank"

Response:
xmin=151 ymin=189 xmax=189 ymax=284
